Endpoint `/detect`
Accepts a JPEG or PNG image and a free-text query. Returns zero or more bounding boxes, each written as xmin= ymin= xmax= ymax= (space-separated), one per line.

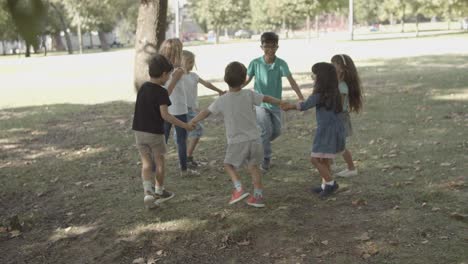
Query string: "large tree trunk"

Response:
xmin=25 ymin=41 xmax=31 ymax=57
xmin=98 ymin=31 xmax=110 ymax=51
xmin=134 ymin=0 xmax=168 ymax=92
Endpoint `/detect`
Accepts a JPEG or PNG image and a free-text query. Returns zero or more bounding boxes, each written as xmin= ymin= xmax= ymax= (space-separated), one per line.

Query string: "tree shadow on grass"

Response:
xmin=1 ymin=54 xmax=467 ymax=263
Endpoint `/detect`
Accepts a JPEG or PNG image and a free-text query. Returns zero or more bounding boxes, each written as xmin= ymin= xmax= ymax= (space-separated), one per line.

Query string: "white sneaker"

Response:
xmin=144 ymin=195 xmax=158 ymax=209
xmin=336 ymin=169 xmax=358 ymax=177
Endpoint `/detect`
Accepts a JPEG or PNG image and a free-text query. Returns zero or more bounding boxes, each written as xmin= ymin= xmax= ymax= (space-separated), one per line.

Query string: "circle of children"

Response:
xmin=132 ymin=32 xmax=363 ymax=209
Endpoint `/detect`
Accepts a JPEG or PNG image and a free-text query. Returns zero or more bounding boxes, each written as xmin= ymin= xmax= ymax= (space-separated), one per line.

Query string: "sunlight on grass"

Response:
xmin=49 ymin=224 xmax=98 ymax=242
xmin=59 ymin=146 xmax=107 ymax=161
xmin=432 ymin=89 xmax=468 ymax=101
xmin=120 ymin=218 xmax=207 ymax=241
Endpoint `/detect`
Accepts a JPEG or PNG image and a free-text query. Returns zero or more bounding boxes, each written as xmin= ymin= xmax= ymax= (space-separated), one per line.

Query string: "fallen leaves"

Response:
xmin=358 ymin=241 xmax=379 ymax=259
xmin=352 ymin=198 xmax=367 ymax=207
xmin=354 ymin=232 xmax=371 ymax=241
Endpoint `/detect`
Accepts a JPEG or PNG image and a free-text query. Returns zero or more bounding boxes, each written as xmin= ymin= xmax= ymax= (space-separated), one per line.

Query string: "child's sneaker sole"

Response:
xmin=229 ymin=192 xmax=249 ymax=205
xmin=154 ymin=191 xmax=175 ymax=205
xmin=247 ymin=201 xmax=265 ymax=208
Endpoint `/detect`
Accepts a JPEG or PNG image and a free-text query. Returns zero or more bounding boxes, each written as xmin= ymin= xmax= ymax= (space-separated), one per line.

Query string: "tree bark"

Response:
xmin=134 ymin=0 xmax=168 ymax=92
xmin=98 ymin=31 xmax=110 ymax=51
xmin=25 ymin=41 xmax=31 ymax=57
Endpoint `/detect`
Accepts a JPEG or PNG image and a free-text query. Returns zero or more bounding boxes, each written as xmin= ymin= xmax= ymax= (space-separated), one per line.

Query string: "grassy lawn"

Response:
xmin=1 ymin=54 xmax=467 ymax=263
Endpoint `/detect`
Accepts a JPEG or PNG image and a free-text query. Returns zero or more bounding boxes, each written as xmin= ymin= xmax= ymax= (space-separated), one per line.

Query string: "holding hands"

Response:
xmin=280 ymin=101 xmax=298 ymax=111
xmin=186 ymin=120 xmax=197 ymax=131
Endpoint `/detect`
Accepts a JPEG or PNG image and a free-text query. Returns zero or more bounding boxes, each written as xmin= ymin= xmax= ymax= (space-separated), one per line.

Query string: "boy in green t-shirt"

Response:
xmin=244 ymin=32 xmax=304 ymax=170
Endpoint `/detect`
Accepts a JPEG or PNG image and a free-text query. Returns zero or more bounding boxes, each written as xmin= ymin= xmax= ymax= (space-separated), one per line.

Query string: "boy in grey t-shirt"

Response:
xmin=190 ymin=62 xmax=283 ymax=208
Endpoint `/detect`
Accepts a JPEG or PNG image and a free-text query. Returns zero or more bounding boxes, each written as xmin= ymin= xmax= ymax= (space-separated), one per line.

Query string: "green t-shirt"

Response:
xmin=247 ymin=56 xmax=291 ymax=109
xmin=338 ymin=81 xmax=349 ymax=112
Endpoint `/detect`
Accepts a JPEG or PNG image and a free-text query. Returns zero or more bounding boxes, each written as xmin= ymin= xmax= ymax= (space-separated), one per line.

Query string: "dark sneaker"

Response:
xmin=154 ymin=190 xmax=175 ymax=204
xmin=311 ymin=185 xmax=323 ymax=194
xmin=187 ymin=157 xmax=200 ymax=169
xmin=260 ymin=158 xmax=270 ymax=171
xmin=319 ymin=182 xmax=339 ymax=198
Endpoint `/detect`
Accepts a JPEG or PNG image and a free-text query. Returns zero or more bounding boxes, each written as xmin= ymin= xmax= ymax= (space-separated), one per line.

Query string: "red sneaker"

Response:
xmin=229 ymin=189 xmax=249 ymax=205
xmin=247 ymin=195 xmax=265 ymax=208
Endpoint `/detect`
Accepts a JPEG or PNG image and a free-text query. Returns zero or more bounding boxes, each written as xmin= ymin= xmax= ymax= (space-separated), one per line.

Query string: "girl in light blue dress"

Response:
xmin=282 ymin=62 xmax=345 ymax=198
xmin=331 ymin=54 xmax=363 ymax=178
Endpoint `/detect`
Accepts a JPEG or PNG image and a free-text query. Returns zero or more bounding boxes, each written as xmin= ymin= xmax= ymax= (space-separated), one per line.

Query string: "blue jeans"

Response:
xmin=164 ymin=114 xmax=188 ymax=171
xmin=256 ymin=106 xmax=282 ymax=160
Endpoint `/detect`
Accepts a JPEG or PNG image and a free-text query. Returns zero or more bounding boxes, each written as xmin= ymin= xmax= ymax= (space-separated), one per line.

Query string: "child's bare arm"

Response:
xmin=166 ymin=67 xmax=185 ymax=95
xmin=286 ymin=75 xmax=304 ymax=101
xmin=160 ymin=105 xmax=194 ymax=131
xmin=190 ymin=109 xmax=211 ymax=125
xmin=262 ymin=95 xmax=282 ymax=106
xmin=280 ymin=101 xmax=298 ymax=111
xmin=198 ymin=77 xmax=225 ymax=95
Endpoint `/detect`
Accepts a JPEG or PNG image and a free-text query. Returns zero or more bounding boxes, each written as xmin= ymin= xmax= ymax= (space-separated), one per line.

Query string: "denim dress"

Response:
xmin=298 ymin=93 xmax=346 ymax=158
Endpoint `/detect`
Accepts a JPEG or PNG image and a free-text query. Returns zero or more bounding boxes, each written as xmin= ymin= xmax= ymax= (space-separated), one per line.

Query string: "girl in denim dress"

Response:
xmin=282 ymin=62 xmax=345 ymax=198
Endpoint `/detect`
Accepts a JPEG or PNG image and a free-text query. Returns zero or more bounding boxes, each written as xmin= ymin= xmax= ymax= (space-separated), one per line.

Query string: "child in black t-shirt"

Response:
xmin=132 ymin=54 xmax=194 ymax=209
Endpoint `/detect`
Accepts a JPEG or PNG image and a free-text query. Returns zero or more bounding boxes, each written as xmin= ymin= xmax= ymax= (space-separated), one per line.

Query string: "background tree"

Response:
xmin=133 ymin=0 xmax=168 ymax=92
xmin=6 ymin=0 xmax=47 ymax=57
xmin=191 ymin=0 xmax=250 ymax=43
xmin=0 ymin=0 xmax=17 ymax=55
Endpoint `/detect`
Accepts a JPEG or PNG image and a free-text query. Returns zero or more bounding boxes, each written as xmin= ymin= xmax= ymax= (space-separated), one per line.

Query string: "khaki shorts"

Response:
xmin=135 ymin=131 xmax=167 ymax=159
xmin=224 ymin=140 xmax=263 ymax=168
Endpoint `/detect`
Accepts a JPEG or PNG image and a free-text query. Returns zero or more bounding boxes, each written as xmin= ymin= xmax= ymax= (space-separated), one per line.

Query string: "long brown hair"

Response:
xmin=312 ymin=62 xmax=342 ymax=113
xmin=331 ymin=54 xmax=363 ymax=113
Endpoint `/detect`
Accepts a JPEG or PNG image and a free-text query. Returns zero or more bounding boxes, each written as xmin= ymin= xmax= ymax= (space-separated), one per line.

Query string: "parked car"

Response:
xmin=234 ymin=29 xmax=252 ymax=39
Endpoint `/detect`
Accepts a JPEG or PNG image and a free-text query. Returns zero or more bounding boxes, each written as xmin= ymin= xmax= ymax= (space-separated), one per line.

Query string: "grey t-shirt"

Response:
xmin=208 ymin=89 xmax=264 ymax=144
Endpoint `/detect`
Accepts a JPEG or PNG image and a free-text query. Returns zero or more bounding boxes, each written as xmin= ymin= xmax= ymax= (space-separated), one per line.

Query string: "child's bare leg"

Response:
xmin=247 ymin=164 xmax=263 ymax=190
xmin=225 ymin=163 xmax=249 ymax=204
xmin=322 ymin=159 xmax=334 ymax=181
xmin=342 ymin=148 xmax=355 ymax=170
xmin=310 ymin=157 xmax=332 ymax=182
xmin=139 ymin=151 xmax=155 ymax=194
xmin=187 ymin=137 xmax=200 ymax=157
xmin=154 ymin=153 xmax=165 ymax=188
xmin=224 ymin=163 xmax=241 ymax=183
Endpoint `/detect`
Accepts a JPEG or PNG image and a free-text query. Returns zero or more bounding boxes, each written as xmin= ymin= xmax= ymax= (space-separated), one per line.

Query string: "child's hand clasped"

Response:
xmin=280 ymin=101 xmax=296 ymax=111
xmin=186 ymin=121 xmax=197 ymax=131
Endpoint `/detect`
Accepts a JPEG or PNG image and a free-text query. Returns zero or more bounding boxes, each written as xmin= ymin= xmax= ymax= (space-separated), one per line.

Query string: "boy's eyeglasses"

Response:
xmin=261 ymin=45 xmax=278 ymax=50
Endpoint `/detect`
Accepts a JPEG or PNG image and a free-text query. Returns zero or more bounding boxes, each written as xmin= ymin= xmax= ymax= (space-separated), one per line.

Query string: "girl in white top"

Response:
xmin=159 ymin=38 xmax=195 ymax=176
xmin=180 ymin=50 xmax=225 ymax=167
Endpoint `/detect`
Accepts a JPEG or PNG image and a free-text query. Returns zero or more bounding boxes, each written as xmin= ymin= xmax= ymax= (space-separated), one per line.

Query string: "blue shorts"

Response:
xmin=187 ymin=108 xmax=203 ymax=138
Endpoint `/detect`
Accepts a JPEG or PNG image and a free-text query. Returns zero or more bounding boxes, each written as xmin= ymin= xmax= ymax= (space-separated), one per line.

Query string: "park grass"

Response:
xmin=0 ymin=54 xmax=467 ymax=263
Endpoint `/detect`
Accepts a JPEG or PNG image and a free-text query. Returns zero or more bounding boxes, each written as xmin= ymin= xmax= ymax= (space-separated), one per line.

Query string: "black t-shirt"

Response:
xmin=132 ymin=82 xmax=171 ymax=134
